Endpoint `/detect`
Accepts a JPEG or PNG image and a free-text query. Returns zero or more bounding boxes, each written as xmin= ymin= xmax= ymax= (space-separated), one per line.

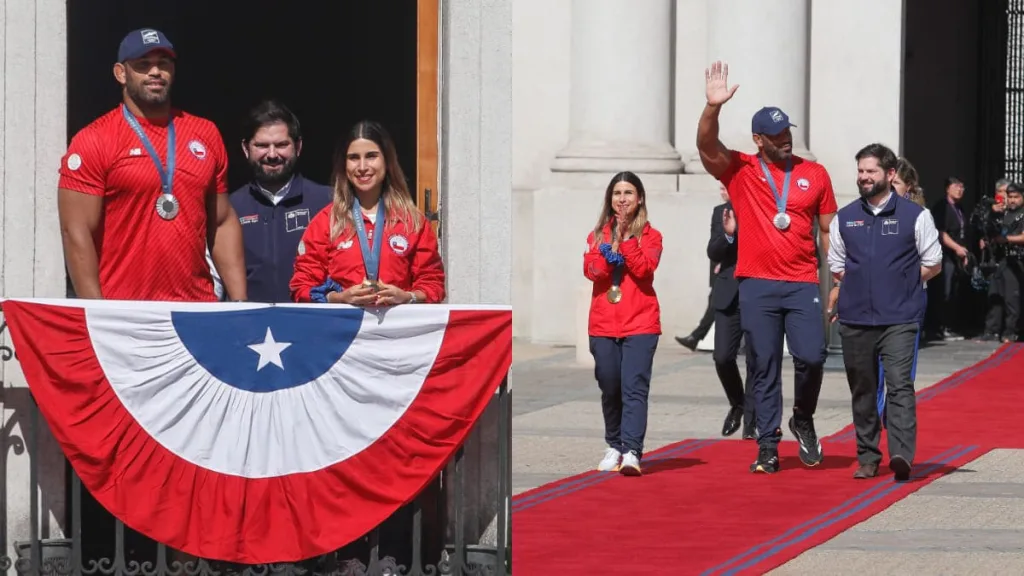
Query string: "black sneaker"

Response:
xmin=789 ymin=415 xmax=823 ymax=466
xmin=750 ymin=445 xmax=779 ymax=474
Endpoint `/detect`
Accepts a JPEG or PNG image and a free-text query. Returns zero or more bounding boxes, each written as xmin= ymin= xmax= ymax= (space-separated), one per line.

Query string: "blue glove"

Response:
xmin=310 ymin=278 xmax=343 ymax=303
xmin=599 ymin=243 xmax=625 ymax=267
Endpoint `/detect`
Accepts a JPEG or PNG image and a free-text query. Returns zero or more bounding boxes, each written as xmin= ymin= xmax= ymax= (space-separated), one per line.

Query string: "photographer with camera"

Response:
xmin=986 ymin=183 xmax=1024 ymax=342
xmin=976 ymin=180 xmax=1011 ymax=340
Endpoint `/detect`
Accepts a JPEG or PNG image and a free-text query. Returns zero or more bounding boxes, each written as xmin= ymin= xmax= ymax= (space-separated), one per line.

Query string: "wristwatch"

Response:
xmin=408 ymin=292 xmax=418 ymax=304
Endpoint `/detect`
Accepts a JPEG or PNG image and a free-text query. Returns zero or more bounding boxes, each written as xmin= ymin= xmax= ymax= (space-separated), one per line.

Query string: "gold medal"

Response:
xmin=607 ymin=286 xmax=622 ymax=304
xmin=363 ymin=278 xmax=380 ymax=292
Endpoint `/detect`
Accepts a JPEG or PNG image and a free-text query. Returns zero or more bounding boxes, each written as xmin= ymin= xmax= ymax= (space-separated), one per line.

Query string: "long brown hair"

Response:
xmin=329 ymin=120 xmax=423 ymax=242
xmin=591 ymin=171 xmax=649 ymax=247
xmin=896 ymin=156 xmax=925 ymax=206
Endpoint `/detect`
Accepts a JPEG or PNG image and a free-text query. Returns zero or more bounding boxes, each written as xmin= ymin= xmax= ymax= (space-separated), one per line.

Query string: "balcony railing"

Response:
xmin=0 ymin=319 xmax=511 ymax=576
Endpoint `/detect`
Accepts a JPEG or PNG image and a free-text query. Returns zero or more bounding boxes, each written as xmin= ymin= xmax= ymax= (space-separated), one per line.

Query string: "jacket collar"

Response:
xmin=859 ymin=190 xmax=898 ymax=217
xmin=248 ymin=173 xmax=307 ymax=206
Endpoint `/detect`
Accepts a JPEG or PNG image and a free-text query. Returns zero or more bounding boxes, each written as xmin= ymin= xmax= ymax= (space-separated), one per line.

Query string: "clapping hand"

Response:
xmin=723 ymin=207 xmax=737 ymax=236
xmin=705 ymin=61 xmax=739 ymax=106
xmin=614 ymin=211 xmax=632 ymax=242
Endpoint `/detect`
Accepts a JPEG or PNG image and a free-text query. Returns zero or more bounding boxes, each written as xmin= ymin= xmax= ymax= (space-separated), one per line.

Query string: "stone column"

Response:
xmin=686 ymin=0 xmax=813 ymax=172
xmin=551 ymin=0 xmax=682 ymax=174
xmin=1 ymin=0 xmax=70 ymax=563
xmin=439 ymin=0 xmax=512 ymax=563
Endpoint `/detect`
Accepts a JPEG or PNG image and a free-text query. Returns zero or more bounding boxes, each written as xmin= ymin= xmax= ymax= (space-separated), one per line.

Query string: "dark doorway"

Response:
xmin=903 ymin=0 xmax=1010 ymax=337
xmin=67 ymin=0 xmax=419 ymax=192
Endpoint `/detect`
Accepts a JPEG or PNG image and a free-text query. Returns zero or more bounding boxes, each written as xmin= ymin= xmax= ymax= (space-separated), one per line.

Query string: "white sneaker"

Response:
xmin=597 ymin=447 xmax=622 ymax=472
xmin=619 ymin=450 xmax=642 ymax=476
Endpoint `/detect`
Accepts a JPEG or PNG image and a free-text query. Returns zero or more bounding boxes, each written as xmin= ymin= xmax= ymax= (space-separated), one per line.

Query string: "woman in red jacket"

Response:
xmin=290 ymin=120 xmax=445 ymax=304
xmin=583 ymin=171 xmax=663 ymax=476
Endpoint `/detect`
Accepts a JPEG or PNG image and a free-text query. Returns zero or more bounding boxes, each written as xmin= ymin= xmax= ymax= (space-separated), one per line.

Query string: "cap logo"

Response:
xmin=141 ymin=29 xmax=160 ymax=45
xmin=770 ymin=110 xmax=784 ymax=123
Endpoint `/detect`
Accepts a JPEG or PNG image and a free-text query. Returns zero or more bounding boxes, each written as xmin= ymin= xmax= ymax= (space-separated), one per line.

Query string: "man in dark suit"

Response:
xmin=676 ymin=184 xmax=731 ymax=350
xmin=707 ymin=201 xmax=757 ymax=438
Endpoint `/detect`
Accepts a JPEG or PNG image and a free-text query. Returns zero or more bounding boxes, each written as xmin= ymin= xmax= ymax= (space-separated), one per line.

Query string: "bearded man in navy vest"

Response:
xmin=826 ymin=143 xmax=942 ymax=482
xmin=228 ymin=99 xmax=332 ymax=302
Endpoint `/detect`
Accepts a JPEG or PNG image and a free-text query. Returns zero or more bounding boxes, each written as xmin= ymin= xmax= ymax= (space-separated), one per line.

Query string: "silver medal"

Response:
xmin=773 ymin=212 xmax=791 ymax=230
xmin=156 ymin=193 xmax=180 ymax=220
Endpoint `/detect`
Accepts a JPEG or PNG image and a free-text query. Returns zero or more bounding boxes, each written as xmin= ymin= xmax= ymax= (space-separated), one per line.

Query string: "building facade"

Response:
xmin=513 ymin=0 xmax=1004 ymax=347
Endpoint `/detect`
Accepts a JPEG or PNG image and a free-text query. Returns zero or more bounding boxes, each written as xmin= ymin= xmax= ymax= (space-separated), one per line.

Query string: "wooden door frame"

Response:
xmin=416 ymin=0 xmax=440 ymax=227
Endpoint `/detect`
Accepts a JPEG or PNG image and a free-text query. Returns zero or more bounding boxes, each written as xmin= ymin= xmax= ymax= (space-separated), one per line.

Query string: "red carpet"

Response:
xmin=512 ymin=344 xmax=1024 ymax=575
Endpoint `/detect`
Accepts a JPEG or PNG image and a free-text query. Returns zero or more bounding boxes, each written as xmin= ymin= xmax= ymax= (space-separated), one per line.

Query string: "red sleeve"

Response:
xmin=207 ymin=125 xmax=229 ymax=195
xmin=620 ymin=225 xmax=663 ymax=279
xmin=817 ymin=166 xmax=838 ymax=215
xmin=289 ymin=211 xmax=332 ymax=302
xmin=58 ymin=127 xmax=110 ymax=196
xmin=583 ymin=231 xmax=613 ymax=282
xmin=410 ymin=222 xmax=446 ymax=303
xmin=717 ymin=151 xmax=744 ymax=188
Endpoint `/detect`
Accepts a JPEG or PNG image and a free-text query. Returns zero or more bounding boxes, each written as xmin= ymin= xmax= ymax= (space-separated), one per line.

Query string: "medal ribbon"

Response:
xmin=758 ymin=156 xmax=792 ymax=217
xmin=609 ymin=221 xmax=624 ymax=293
xmin=122 ymin=105 xmax=175 ymax=199
xmin=351 ymin=200 xmax=387 ymax=283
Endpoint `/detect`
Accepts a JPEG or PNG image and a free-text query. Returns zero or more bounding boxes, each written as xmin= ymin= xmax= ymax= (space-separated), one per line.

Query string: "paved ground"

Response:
xmin=511 ymin=336 xmax=1023 ymax=574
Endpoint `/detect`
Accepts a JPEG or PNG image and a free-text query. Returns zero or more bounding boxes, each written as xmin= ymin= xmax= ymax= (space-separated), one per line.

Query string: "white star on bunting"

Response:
xmin=247 ymin=328 xmax=292 ymax=371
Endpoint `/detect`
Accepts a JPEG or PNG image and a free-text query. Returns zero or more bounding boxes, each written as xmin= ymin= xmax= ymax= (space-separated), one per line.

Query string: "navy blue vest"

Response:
xmin=229 ymin=174 xmax=333 ymax=303
xmin=837 ymin=193 xmax=924 ymax=326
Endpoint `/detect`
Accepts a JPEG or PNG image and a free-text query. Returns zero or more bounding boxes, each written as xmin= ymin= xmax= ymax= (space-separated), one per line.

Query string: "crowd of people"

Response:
xmin=942 ymin=177 xmax=1024 ymax=343
xmin=580 ymin=60 xmax=1001 ymax=483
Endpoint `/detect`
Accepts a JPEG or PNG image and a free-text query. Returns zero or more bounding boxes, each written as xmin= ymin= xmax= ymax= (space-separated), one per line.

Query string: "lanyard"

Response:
xmin=122 ymin=105 xmax=175 ymax=198
xmin=950 ymin=199 xmax=964 ymax=229
xmin=351 ymin=200 xmax=387 ymax=282
xmin=758 ymin=157 xmax=792 ymax=215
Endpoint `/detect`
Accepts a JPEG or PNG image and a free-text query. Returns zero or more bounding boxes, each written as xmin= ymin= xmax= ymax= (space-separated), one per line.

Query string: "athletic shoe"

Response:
xmin=597 ymin=447 xmax=622 ymax=472
xmin=750 ymin=445 xmax=779 ymax=474
xmin=789 ymin=415 xmax=823 ymax=466
xmin=619 ymin=450 xmax=642 ymax=476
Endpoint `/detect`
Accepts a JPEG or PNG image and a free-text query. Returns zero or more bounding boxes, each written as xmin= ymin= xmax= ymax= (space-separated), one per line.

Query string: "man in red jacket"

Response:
xmin=58 ymin=28 xmax=246 ymax=302
xmin=696 ymin=61 xmax=838 ymax=474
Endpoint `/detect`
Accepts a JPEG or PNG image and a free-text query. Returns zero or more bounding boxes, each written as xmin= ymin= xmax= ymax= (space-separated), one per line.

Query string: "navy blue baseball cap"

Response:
xmin=751 ymin=106 xmax=796 ymax=136
xmin=117 ymin=28 xmax=176 ymax=62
